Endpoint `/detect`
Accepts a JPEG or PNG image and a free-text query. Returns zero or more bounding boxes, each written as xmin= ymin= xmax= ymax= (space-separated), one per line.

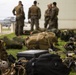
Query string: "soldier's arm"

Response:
xmin=44 ymin=10 xmax=48 ymax=17
xmin=23 ymin=11 xmax=25 ymax=19
xmin=38 ymin=8 xmax=41 ymax=19
xmin=57 ymin=8 xmax=59 ymax=15
xmin=12 ymin=7 xmax=16 ymax=15
xmin=28 ymin=8 xmax=31 ymax=19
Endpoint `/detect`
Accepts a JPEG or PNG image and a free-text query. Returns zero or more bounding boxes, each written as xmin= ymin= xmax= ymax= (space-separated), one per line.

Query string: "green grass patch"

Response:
xmin=70 ymin=72 xmax=76 ymax=75
xmin=7 ymin=46 xmax=27 ymax=58
xmin=0 ymin=33 xmax=27 ymax=58
xmin=0 ymin=33 xmax=27 ymax=39
xmin=0 ymin=33 xmax=16 ymax=38
xmin=2 ymin=28 xmax=11 ymax=31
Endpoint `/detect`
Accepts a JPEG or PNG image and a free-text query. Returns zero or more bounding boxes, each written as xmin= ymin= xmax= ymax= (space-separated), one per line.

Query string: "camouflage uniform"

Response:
xmin=48 ymin=6 xmax=59 ymax=29
xmin=28 ymin=5 xmax=41 ymax=31
xmin=12 ymin=3 xmax=25 ymax=36
xmin=44 ymin=8 xmax=52 ymax=28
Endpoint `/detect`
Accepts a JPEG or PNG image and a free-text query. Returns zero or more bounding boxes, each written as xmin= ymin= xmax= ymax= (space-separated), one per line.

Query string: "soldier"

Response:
xmin=12 ymin=1 xmax=25 ymax=36
xmin=28 ymin=1 xmax=41 ymax=31
xmin=48 ymin=2 xmax=59 ymax=29
xmin=44 ymin=4 xmax=52 ymax=29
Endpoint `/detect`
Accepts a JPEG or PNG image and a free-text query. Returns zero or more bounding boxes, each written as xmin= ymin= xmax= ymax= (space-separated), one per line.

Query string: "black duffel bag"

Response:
xmin=26 ymin=53 xmax=71 ymax=75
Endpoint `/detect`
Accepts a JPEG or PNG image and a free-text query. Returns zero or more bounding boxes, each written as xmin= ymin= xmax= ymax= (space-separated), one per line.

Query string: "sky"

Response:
xmin=0 ymin=0 xmax=76 ymax=20
xmin=0 ymin=0 xmax=34 ymax=20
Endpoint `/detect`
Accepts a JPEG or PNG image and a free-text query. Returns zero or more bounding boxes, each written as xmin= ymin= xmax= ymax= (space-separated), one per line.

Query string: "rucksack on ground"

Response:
xmin=26 ymin=53 xmax=71 ymax=75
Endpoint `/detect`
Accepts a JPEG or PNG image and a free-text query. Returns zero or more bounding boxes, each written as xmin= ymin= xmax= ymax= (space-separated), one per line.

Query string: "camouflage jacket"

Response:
xmin=44 ymin=8 xmax=52 ymax=17
xmin=51 ymin=6 xmax=59 ymax=20
xmin=28 ymin=5 xmax=41 ymax=19
xmin=12 ymin=4 xmax=25 ymax=20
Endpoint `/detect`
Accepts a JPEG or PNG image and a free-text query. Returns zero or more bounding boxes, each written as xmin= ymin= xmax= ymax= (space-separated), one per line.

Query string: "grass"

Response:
xmin=0 ymin=33 xmax=76 ymax=75
xmin=7 ymin=46 xmax=27 ymax=58
xmin=2 ymin=28 xmax=11 ymax=31
xmin=0 ymin=33 xmax=16 ymax=38
xmin=0 ymin=33 xmax=27 ymax=58
xmin=70 ymin=72 xmax=76 ymax=75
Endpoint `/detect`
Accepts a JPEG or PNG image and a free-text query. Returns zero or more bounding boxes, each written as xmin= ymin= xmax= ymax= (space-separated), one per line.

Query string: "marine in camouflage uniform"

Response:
xmin=28 ymin=1 xmax=41 ymax=31
xmin=48 ymin=2 xmax=59 ymax=29
xmin=12 ymin=1 xmax=25 ymax=36
xmin=44 ymin=4 xmax=52 ymax=28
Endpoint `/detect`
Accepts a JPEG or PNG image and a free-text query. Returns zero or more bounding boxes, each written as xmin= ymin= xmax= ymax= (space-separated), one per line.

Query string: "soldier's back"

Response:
xmin=30 ymin=5 xmax=39 ymax=16
xmin=56 ymin=7 xmax=59 ymax=16
xmin=15 ymin=5 xmax=22 ymax=15
xmin=52 ymin=7 xmax=59 ymax=16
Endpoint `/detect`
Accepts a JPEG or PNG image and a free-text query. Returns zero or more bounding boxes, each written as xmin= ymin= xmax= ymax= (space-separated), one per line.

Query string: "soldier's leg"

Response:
xmin=44 ymin=18 xmax=50 ymax=28
xmin=20 ymin=26 xmax=23 ymax=35
xmin=19 ymin=19 xmax=24 ymax=35
xmin=20 ymin=19 xmax=24 ymax=35
xmin=48 ymin=20 xmax=55 ymax=29
xmin=31 ymin=18 xmax=34 ymax=31
xmin=55 ymin=18 xmax=58 ymax=29
xmin=44 ymin=20 xmax=48 ymax=28
xmin=47 ymin=19 xmax=50 ymax=28
xmin=16 ymin=20 xmax=23 ymax=36
xmin=35 ymin=19 xmax=39 ymax=30
xmin=48 ymin=20 xmax=52 ymax=29
xmin=18 ymin=21 xmax=21 ymax=36
xmin=15 ymin=21 xmax=19 ymax=36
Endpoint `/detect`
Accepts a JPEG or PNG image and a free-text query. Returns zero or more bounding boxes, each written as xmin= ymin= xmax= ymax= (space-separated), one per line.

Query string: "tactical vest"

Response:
xmin=15 ymin=5 xmax=23 ymax=16
xmin=30 ymin=5 xmax=39 ymax=16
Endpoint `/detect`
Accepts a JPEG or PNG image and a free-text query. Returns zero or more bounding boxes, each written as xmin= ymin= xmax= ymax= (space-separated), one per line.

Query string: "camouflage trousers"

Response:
xmin=48 ymin=18 xmax=58 ymax=29
xmin=15 ymin=19 xmax=24 ymax=36
xmin=44 ymin=17 xmax=50 ymax=28
xmin=31 ymin=16 xmax=39 ymax=31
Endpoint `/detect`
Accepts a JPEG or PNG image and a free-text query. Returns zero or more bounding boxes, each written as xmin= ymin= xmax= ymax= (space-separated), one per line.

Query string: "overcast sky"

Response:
xmin=0 ymin=0 xmax=34 ymax=20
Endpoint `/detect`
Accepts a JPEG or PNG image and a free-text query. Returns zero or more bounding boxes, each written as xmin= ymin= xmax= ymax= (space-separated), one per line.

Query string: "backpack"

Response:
xmin=26 ymin=53 xmax=71 ymax=75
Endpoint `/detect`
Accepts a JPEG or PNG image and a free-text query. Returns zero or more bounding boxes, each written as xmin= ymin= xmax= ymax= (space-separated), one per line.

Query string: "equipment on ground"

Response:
xmin=26 ymin=53 xmax=71 ymax=75
xmin=17 ymin=50 xmax=49 ymax=60
xmin=25 ymin=32 xmax=58 ymax=50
